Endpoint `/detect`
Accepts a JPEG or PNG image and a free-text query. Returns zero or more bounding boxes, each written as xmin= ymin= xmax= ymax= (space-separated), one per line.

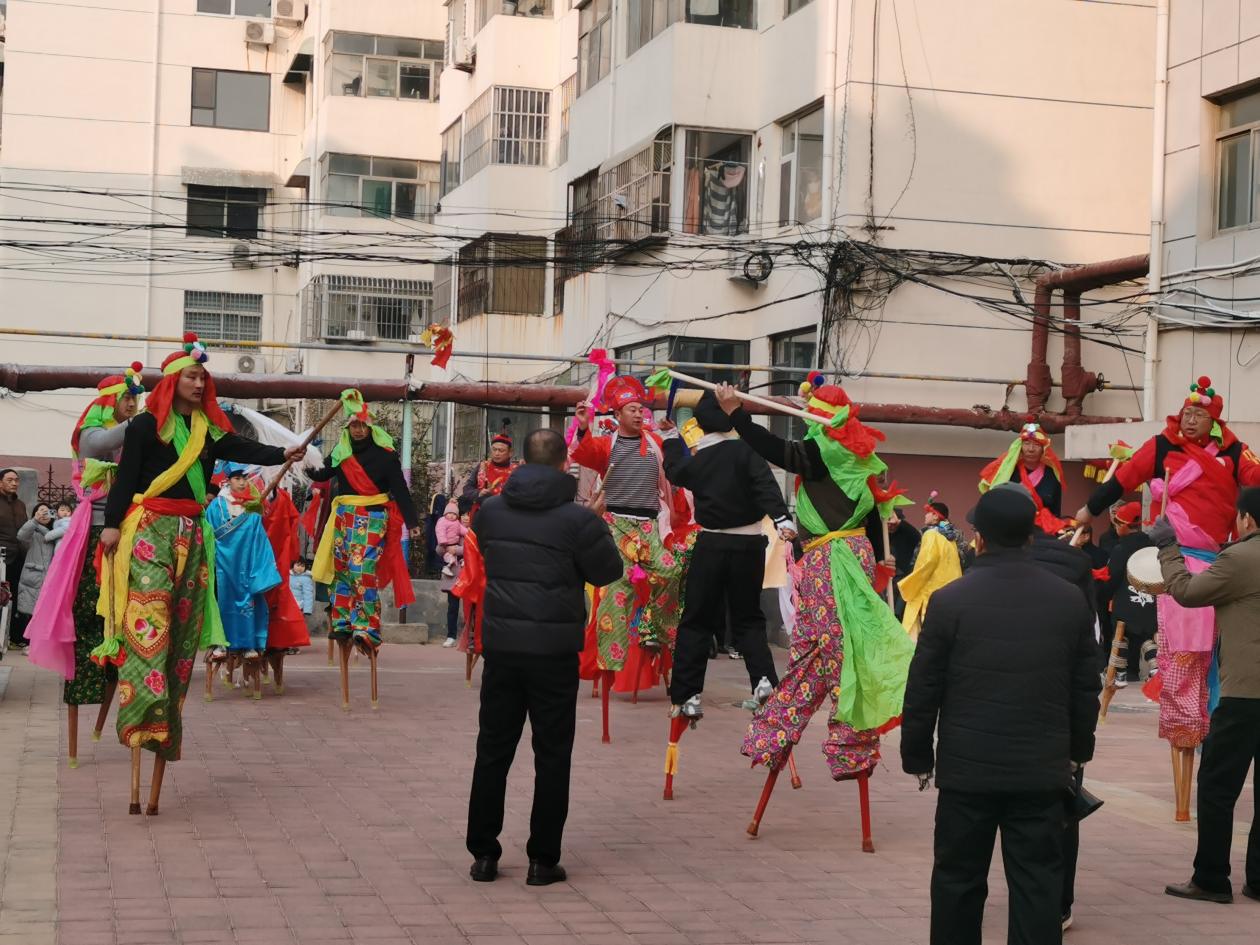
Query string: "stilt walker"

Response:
xmin=96 ymin=334 xmax=297 ymax=814
xmin=978 ymin=420 xmax=1068 ymax=533
xmin=309 ymin=390 xmax=420 ymax=710
xmin=24 ymin=366 xmax=146 ymax=767
xmin=1078 ymin=376 xmax=1260 ymax=821
xmin=701 ymin=374 xmax=914 ymax=848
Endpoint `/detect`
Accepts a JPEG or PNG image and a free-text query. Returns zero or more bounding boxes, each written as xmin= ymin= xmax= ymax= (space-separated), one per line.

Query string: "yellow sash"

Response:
xmin=311 ymin=493 xmax=389 ymax=586
xmin=97 ymin=411 xmax=209 ymax=632
xmin=802 ymin=527 xmax=865 ymax=554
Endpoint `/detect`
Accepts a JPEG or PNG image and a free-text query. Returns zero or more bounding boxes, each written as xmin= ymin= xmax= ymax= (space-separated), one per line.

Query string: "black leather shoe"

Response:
xmin=526 ymin=861 xmax=567 ymax=886
xmin=469 ymin=857 xmax=497 ymax=882
xmin=1165 ymin=880 xmax=1232 ymax=903
xmin=1242 ymin=884 xmax=1260 ymax=902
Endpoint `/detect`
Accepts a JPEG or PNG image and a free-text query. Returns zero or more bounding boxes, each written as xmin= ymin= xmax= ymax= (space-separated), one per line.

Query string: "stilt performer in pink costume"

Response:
xmin=714 ymin=375 xmax=915 ymax=847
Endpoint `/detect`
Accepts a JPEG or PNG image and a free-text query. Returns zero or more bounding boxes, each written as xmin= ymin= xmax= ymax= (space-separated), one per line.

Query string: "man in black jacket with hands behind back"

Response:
xmin=466 ymin=429 xmax=622 ymax=887
xmin=902 ymin=485 xmax=1101 ymax=945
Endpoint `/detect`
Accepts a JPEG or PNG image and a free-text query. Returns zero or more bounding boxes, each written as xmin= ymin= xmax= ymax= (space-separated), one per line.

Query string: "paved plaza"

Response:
xmin=0 ymin=643 xmax=1256 ymax=945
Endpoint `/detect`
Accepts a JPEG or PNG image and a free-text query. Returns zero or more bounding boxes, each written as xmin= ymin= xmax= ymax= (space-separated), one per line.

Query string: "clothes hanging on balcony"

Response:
xmin=701 ymin=163 xmax=746 ymax=236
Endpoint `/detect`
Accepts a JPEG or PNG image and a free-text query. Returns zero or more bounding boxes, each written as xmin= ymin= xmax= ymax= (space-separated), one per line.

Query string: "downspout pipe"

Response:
xmin=1060 ymin=290 xmax=1091 ymax=417
xmin=1145 ymin=0 xmax=1171 ymax=421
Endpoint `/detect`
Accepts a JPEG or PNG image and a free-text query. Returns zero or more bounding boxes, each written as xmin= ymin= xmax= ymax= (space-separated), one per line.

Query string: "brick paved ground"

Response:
xmin=0 ymin=643 xmax=1256 ymax=945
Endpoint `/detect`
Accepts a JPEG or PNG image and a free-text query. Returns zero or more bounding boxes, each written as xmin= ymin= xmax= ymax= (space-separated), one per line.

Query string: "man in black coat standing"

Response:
xmin=902 ymin=486 xmax=1101 ymax=945
xmin=466 ymin=429 xmax=622 ymax=886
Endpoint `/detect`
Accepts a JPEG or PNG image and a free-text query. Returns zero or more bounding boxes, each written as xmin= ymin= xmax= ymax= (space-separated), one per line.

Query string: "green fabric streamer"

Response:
xmin=330 ymin=425 xmax=394 ymax=467
xmin=979 ymin=438 xmax=1022 ymax=495
xmin=645 ymin=368 xmax=672 ymax=390
xmin=169 ymin=413 xmax=227 ymax=650
xmin=795 ymin=419 xmax=915 ymax=733
xmin=80 ymin=459 xmax=117 ymax=491
xmin=79 ymin=404 xmax=114 ymax=436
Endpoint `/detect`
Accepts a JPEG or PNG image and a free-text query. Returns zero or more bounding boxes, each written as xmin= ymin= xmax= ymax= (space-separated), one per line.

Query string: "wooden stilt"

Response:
xmin=203 ymin=653 xmax=215 ymax=703
xmin=600 ymin=670 xmax=614 ymax=743
xmin=1100 ymin=620 xmax=1127 ymax=723
xmin=129 ymin=745 xmax=142 ymax=815
xmin=67 ymin=705 xmax=79 ymax=769
xmin=338 ymin=640 xmax=351 ymax=711
xmin=1176 ymin=747 xmax=1194 ymax=822
xmin=93 ymin=677 xmax=117 ymax=740
xmin=1171 ymin=744 xmax=1186 ymax=821
xmin=270 ymin=651 xmax=285 ymax=695
xmin=465 ymin=650 xmax=477 ymax=687
xmin=369 ymin=646 xmax=379 ymax=710
xmin=747 ymin=765 xmax=781 ymax=837
xmin=591 ymin=676 xmax=599 ymax=699
xmin=858 ymin=771 xmax=875 ymax=853
xmin=662 ymin=715 xmax=688 ymax=800
xmin=250 ymin=656 xmax=263 ymax=701
xmin=787 ymin=753 xmax=802 ymax=790
xmin=146 ymin=756 xmax=167 ymax=816
xmin=327 ymin=634 xmax=336 ymax=666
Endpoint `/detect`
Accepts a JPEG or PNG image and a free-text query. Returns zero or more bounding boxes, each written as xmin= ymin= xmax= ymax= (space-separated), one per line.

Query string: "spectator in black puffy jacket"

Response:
xmin=465 ymin=428 xmax=621 ymax=888
xmin=902 ymin=485 xmax=1101 ymax=945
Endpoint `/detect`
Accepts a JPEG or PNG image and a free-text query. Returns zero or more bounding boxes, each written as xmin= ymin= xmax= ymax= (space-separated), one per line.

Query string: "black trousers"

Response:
xmin=466 ymin=651 xmax=579 ymax=868
xmin=668 ymin=532 xmax=779 ymax=704
xmin=445 ymin=591 xmax=460 ymax=639
xmin=1192 ymin=697 xmax=1260 ymax=894
xmin=4 ymin=547 xmax=25 ymax=644
xmin=931 ymin=789 xmax=1066 ymax=945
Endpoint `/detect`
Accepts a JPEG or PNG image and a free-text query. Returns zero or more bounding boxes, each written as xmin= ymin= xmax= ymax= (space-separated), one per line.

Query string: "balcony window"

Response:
xmin=570 ymin=128 xmax=673 ymax=246
xmin=462 ymin=86 xmax=550 ymax=181
xmin=457 ymin=234 xmax=547 ymax=320
xmin=627 ymin=0 xmax=755 ymax=57
xmin=191 ymin=69 xmax=270 ymax=131
xmin=304 ymin=276 xmax=433 ymax=342
xmin=578 ymin=0 xmax=612 ymax=94
xmin=557 ymin=74 xmax=576 ymax=166
xmin=326 ymin=32 xmax=444 ymax=102
xmin=184 ymin=291 xmax=263 ymax=346
xmin=321 ymin=153 xmax=440 ymax=222
xmin=785 ymin=0 xmax=814 ymax=14
xmin=682 ymin=129 xmax=751 ymax=235
xmin=778 ymin=106 xmax=823 ymax=226
xmin=186 ymin=186 xmax=266 ymax=239
xmin=476 ymin=0 xmax=553 ymax=33
xmin=197 ymin=0 xmax=271 ymax=14
xmin=1217 ymin=87 xmax=1260 ymax=232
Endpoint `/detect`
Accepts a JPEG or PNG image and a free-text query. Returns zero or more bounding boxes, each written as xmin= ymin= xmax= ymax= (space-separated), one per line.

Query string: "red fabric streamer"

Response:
xmin=262 ymin=489 xmax=309 ymax=649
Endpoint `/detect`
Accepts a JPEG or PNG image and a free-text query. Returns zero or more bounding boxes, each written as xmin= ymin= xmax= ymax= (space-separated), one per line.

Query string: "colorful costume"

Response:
xmin=98 ymin=335 xmax=288 ymax=757
xmin=569 ymin=375 xmax=696 ymax=695
xmin=310 ymin=390 xmax=418 ymax=652
xmin=1086 ymin=376 xmax=1260 ymax=748
xmin=898 ymin=496 xmax=964 ymax=640
xmin=460 ymin=432 xmax=520 ymax=521
xmin=205 ymin=465 xmax=281 ymax=653
xmin=732 ymin=378 xmax=914 ymax=781
xmin=979 ymin=421 xmax=1066 ymax=533
xmin=25 ymin=366 xmax=144 ymax=704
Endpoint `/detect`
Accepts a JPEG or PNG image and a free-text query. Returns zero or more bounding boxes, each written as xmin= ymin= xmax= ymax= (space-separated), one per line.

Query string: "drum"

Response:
xmin=1126 ymin=545 xmax=1165 ymax=595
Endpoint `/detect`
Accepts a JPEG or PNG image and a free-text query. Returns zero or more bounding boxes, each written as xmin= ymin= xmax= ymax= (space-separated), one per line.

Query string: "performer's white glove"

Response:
xmin=774 ymin=518 xmax=797 ymax=542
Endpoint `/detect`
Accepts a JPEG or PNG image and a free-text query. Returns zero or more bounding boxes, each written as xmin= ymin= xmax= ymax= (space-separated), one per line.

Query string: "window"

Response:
xmin=326 ymin=32 xmax=444 ymax=102
xmin=321 ymin=153 xmax=440 ymax=221
xmin=682 ymin=129 xmax=751 ymax=235
xmin=476 ymin=0 xmax=553 ymax=32
xmin=578 ymin=0 xmax=612 ymax=94
xmin=778 ymin=107 xmax=824 ymax=226
xmin=615 ymin=336 xmax=748 ymax=424
xmin=185 ymin=186 xmax=266 ymax=239
xmin=568 ymin=127 xmax=672 ymax=246
xmin=556 ymin=74 xmax=576 ymax=166
xmin=785 ymin=0 xmax=814 ymax=14
xmin=197 ymin=0 xmax=271 ymax=14
xmin=440 ymin=120 xmax=463 ymax=196
xmin=1216 ymin=87 xmax=1260 ymax=232
xmin=191 ymin=69 xmax=270 ymax=131
xmin=770 ymin=328 xmax=816 ymax=441
xmin=627 ymin=0 xmax=755 ymax=57
xmin=303 ymin=276 xmax=433 ymax=341
xmin=462 ymin=86 xmax=550 ymax=180
xmin=184 ymin=291 xmax=263 ymax=346
xmin=457 ymin=234 xmax=547 ymax=320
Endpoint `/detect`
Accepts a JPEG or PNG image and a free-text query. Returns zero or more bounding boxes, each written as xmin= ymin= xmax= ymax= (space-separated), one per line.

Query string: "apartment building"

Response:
xmin=0 ymin=0 xmax=447 ymax=464
xmin=432 ymin=0 xmax=1157 ymax=501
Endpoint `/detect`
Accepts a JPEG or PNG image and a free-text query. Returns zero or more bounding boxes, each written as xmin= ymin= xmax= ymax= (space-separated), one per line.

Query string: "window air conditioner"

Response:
xmin=274 ymin=0 xmax=303 ymax=24
xmin=453 ymin=37 xmax=475 ymax=72
xmin=345 ymin=329 xmax=368 ymax=341
xmin=230 ymin=243 xmax=255 ymax=269
xmin=283 ymin=353 xmax=303 ymax=374
xmin=236 ymin=354 xmax=258 ymax=374
xmin=245 ymin=20 xmax=275 ymax=45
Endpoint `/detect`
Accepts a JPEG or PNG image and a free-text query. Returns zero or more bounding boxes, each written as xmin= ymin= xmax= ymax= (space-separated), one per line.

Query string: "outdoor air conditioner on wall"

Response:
xmin=245 ymin=20 xmax=275 ymax=45
xmin=274 ymin=0 xmax=303 ymax=24
xmin=230 ymin=243 xmax=255 ymax=269
xmin=236 ymin=354 xmax=258 ymax=374
xmin=453 ymin=37 xmax=475 ymax=72
xmin=345 ymin=329 xmax=368 ymax=342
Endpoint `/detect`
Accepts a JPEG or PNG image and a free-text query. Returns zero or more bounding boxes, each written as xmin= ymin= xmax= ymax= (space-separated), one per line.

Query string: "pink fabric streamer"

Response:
xmin=564 ymin=348 xmax=616 ymax=446
xmin=1149 ymin=450 xmax=1219 ymax=653
xmin=24 ymin=477 xmax=103 ymax=680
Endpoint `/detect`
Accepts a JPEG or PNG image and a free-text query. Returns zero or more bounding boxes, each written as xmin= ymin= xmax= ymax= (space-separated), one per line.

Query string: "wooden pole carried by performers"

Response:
xmin=261 ymin=400 xmax=343 ymax=501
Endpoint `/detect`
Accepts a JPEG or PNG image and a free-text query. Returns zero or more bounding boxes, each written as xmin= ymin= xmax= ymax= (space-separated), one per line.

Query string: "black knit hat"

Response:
xmin=692 ymin=390 xmax=735 ymax=435
xmin=970 ymin=483 xmax=1036 ymax=548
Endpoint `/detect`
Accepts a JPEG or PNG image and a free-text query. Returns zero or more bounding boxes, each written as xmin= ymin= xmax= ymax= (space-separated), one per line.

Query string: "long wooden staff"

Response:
xmin=667 ymin=370 xmax=821 ymax=425
xmin=262 ymin=401 xmax=343 ymax=501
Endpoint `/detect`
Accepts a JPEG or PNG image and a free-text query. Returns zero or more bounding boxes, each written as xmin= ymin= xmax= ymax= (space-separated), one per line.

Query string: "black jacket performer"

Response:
xmin=661 ymin=391 xmax=795 ymax=717
xmin=901 ymin=486 xmax=1101 ymax=945
xmin=465 ymin=429 xmax=621 ymax=887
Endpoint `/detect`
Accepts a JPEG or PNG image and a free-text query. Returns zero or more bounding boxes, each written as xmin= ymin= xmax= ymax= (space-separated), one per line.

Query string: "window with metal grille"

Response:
xmin=461 ymin=86 xmax=550 ymax=181
xmin=183 ymin=291 xmax=263 ymax=346
xmin=556 ymin=75 xmax=576 ymax=166
xmin=320 ymin=153 xmax=440 ymax=221
xmin=303 ymin=276 xmax=433 ymax=341
xmin=324 ymin=32 xmax=444 ymax=103
xmin=457 ymin=235 xmax=547 ymax=320
xmin=440 ymin=120 xmax=463 ymax=196
xmin=185 ymin=185 xmax=266 ymax=238
xmin=191 ymin=69 xmax=270 ymax=132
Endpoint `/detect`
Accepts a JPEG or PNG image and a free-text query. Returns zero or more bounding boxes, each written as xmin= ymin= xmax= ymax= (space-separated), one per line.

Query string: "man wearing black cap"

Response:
xmin=660 ymin=392 xmax=796 ymax=720
xmin=902 ymin=485 xmax=1101 ymax=945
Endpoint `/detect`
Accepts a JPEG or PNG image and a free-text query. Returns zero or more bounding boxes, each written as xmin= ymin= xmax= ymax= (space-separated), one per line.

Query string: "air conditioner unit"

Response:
xmin=230 ymin=243 xmax=255 ymax=269
xmin=345 ymin=329 xmax=368 ymax=341
xmin=273 ymin=0 xmax=303 ymax=24
xmin=726 ymin=248 xmax=773 ymax=287
xmin=453 ymin=37 xmax=475 ymax=72
xmin=283 ymin=353 xmax=303 ymax=374
xmin=245 ymin=20 xmax=275 ymax=45
xmin=236 ymin=354 xmax=258 ymax=374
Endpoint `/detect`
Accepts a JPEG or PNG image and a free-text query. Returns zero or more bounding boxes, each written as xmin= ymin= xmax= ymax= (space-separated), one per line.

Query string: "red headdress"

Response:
xmin=1111 ymin=501 xmax=1143 ymax=527
xmin=601 ymin=375 xmax=650 ymax=412
xmin=70 ymin=363 xmax=145 ymax=457
xmin=144 ymin=332 xmax=234 ymax=440
xmin=797 ymin=372 xmax=884 ymax=457
xmin=1167 ymin=375 xmax=1234 ymax=447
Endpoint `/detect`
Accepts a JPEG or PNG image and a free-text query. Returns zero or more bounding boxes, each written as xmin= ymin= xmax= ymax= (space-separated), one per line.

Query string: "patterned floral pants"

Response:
xmin=65 ymin=525 xmax=113 ymax=706
xmin=116 ymin=513 xmax=207 ymax=759
xmin=742 ymin=536 xmax=881 ymax=781
xmin=330 ymin=506 xmax=386 ymax=650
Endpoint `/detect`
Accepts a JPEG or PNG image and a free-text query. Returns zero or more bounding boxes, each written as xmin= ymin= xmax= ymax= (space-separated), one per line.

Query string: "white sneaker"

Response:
xmin=1115 ymin=677 xmax=1128 ymax=689
xmin=1062 ymin=911 xmax=1073 ymax=932
xmin=441 ymin=565 xmax=453 ymax=577
xmin=752 ymin=676 xmax=774 ymax=705
xmin=442 ymin=637 xmax=457 ymax=648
